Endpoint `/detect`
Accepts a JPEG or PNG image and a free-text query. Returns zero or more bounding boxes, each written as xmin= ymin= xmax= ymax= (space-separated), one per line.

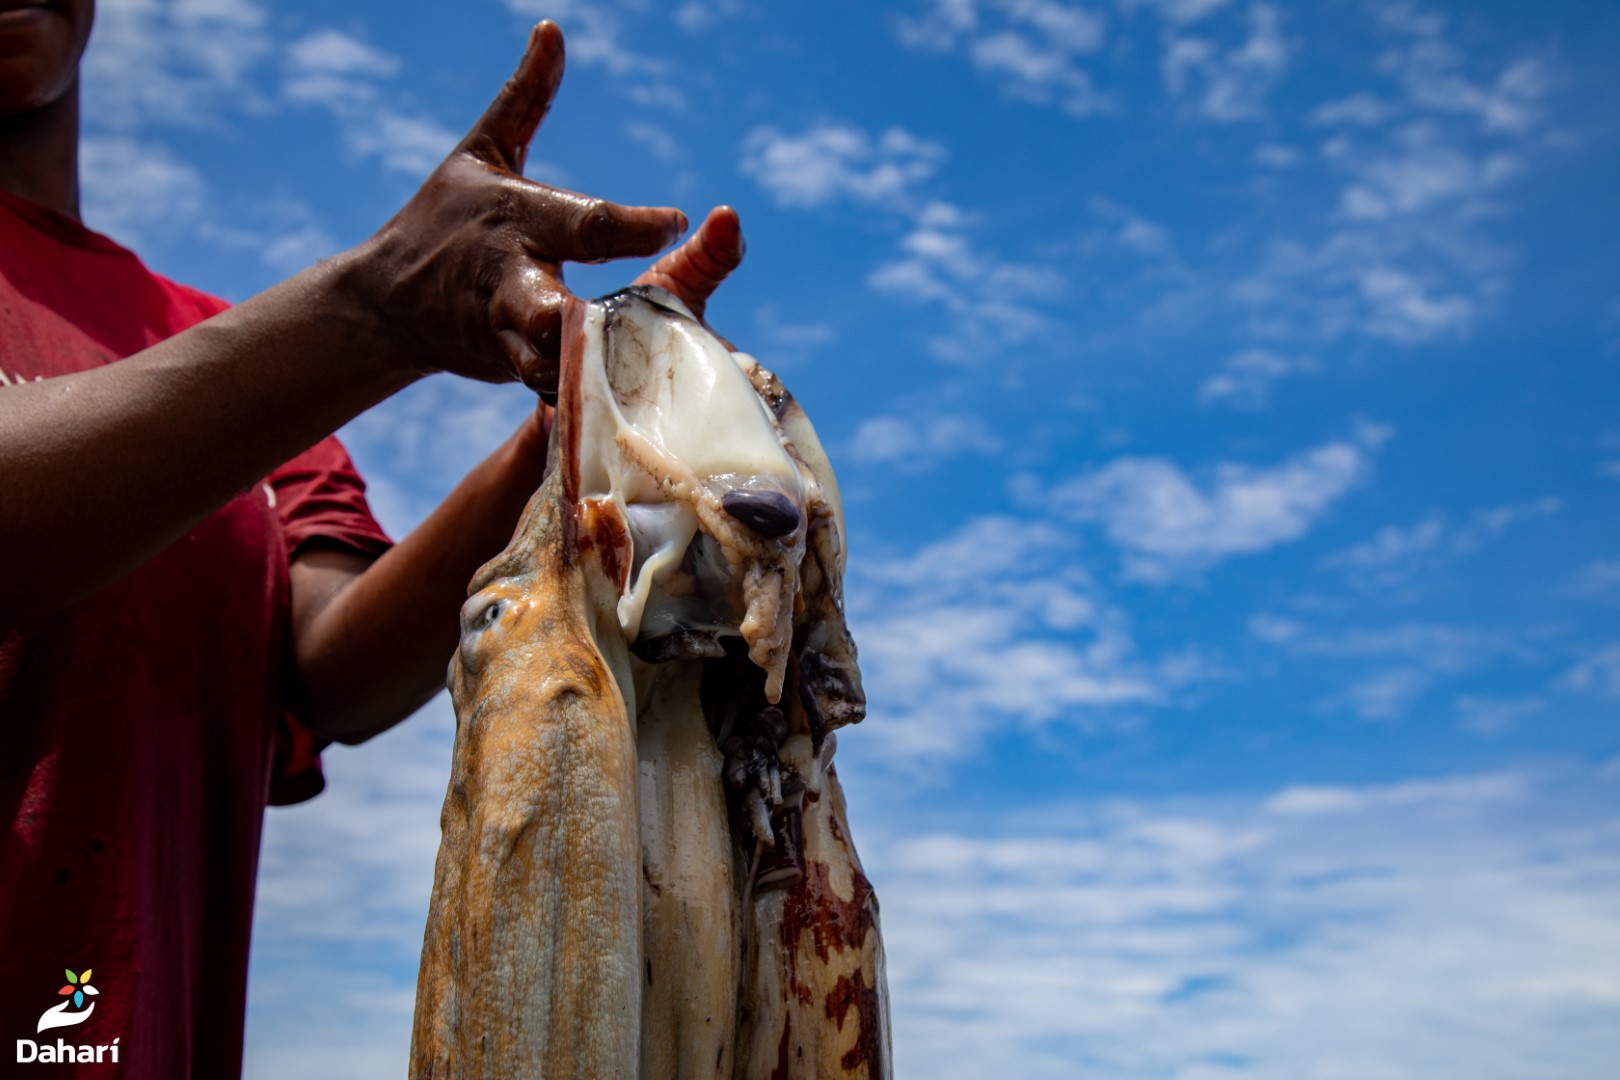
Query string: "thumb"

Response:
xmin=457 ymin=21 xmax=565 ymax=174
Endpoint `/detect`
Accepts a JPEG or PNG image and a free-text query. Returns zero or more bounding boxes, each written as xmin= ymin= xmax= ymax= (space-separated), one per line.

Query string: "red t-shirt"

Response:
xmin=0 ymin=190 xmax=394 ymax=1076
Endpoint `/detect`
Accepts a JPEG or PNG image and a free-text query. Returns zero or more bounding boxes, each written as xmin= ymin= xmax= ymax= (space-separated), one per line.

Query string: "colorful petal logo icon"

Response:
xmin=38 ymin=968 xmax=99 ymax=1034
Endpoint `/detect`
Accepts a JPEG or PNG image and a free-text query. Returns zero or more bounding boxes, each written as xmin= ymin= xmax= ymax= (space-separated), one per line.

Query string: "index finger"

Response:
xmin=457 ymin=21 xmax=565 ymax=174
xmin=520 ymin=185 xmax=686 ymax=264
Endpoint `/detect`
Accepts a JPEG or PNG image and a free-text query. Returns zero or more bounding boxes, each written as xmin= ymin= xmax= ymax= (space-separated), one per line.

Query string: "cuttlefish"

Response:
xmin=410 ymin=287 xmax=890 ymax=1079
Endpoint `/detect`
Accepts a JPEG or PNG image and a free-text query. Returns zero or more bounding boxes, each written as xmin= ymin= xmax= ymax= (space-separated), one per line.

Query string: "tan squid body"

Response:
xmin=410 ymin=287 xmax=890 ymax=1078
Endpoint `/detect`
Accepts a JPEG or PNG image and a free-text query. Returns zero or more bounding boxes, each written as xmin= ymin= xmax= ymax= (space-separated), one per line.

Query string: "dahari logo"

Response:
xmin=38 ymin=969 xmax=98 ymax=1033
xmin=16 ymin=968 xmax=122 ymax=1065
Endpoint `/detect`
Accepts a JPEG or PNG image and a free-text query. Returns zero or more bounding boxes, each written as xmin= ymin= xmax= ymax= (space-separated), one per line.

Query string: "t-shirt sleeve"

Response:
xmin=265 ymin=435 xmax=394 ymax=806
xmin=268 ymin=435 xmax=394 ymax=561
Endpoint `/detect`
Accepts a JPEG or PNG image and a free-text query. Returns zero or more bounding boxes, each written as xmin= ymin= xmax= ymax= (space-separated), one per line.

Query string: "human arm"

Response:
xmin=0 ymin=22 xmax=681 ymax=621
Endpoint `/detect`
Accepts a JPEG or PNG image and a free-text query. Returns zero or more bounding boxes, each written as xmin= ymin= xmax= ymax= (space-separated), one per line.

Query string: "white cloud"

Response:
xmin=259 ymin=225 xmax=342 ymax=274
xmin=1321 ymin=496 xmax=1561 ymax=589
xmin=80 ymin=135 xmax=209 ymax=246
xmin=738 ymin=124 xmax=1063 ymax=364
xmin=1330 ymin=666 xmax=1432 ymax=720
xmin=1456 ymin=694 xmax=1545 ymax=736
xmin=1162 ymin=2 xmax=1290 ymax=122
xmin=82 ymin=0 xmax=273 ymax=130
xmin=1252 ymin=142 xmax=1298 ymax=167
xmin=1197 ymin=349 xmax=1313 ymax=409
xmin=276 ymin=28 xmax=459 ymax=178
xmin=282 ymin=28 xmax=401 ymax=109
xmin=1309 ymin=91 xmax=1389 ymax=125
xmin=1324 ymin=511 xmax=1447 ymax=575
xmin=847 ymin=412 xmax=1002 ymax=469
xmin=1263 ymin=771 xmax=1525 ymax=814
xmin=848 ymin=515 xmax=1171 ymax=763
xmin=345 ymin=109 xmax=461 ymax=178
xmin=1568 ymin=558 xmax=1620 ymax=598
xmin=1251 ymin=618 xmax=1534 ymax=674
xmin=1231 ymin=223 xmax=1499 ymax=345
xmin=672 ymin=0 xmax=747 ymax=33
xmin=739 ymin=123 xmax=946 ymax=210
xmin=1086 ymin=196 xmax=1178 ymax=260
xmin=246 ymin=695 xmax=456 ymax=1080
xmin=894 ymin=0 xmax=1113 ymax=116
xmin=502 ymin=0 xmax=675 ymax=96
xmin=868 ymin=201 xmax=1064 ymax=362
xmin=869 ymin=770 xmax=1620 ymax=1078
xmin=1053 ymin=424 xmax=1389 ymax=580
xmin=1379 ymin=25 xmax=1552 ymax=136
xmin=749 ymin=304 xmax=838 ymax=358
xmin=1561 ymin=641 xmax=1620 ymax=699
xmin=1152 ymin=8 xmax=1557 ymax=350
xmin=1335 ymin=122 xmax=1521 ymax=222
xmin=287 ymin=27 xmax=399 ymax=77
xmin=1124 ymin=0 xmax=1232 ymax=24
xmin=624 ymin=120 xmax=682 ymax=163
xmin=338 ymin=375 xmax=537 ymax=538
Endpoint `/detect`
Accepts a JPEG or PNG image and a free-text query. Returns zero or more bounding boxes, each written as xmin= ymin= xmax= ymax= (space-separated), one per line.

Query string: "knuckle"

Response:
xmin=579 ymin=202 xmax=617 ymax=252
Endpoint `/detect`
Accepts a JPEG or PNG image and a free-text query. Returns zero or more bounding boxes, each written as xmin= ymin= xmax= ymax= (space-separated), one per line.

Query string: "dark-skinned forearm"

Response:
xmin=290 ymin=408 xmax=552 ymax=743
xmin=0 ymin=248 xmax=417 ymax=621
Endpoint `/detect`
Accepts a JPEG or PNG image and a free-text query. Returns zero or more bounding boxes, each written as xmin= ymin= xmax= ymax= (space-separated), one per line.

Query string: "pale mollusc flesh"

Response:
xmin=410 ymin=286 xmax=891 ymax=1079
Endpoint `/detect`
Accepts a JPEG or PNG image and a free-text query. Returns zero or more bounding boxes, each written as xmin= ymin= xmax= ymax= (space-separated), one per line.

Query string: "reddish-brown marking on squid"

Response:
xmin=555 ymin=297 xmax=590 ymax=505
xmin=777 ymin=843 xmax=878 ymax=965
xmin=770 ymin=1014 xmax=793 ymax=1080
xmin=579 ymin=498 xmax=631 ymax=595
xmin=825 ymin=969 xmax=886 ymax=1074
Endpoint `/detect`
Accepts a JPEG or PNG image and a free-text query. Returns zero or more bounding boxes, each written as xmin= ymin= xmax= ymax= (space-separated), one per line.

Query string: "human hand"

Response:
xmin=351 ymin=21 xmax=686 ymax=392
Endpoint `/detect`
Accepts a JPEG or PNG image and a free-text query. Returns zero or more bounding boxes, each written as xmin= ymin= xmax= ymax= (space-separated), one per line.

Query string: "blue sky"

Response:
xmin=73 ymin=1 xmax=1620 ymax=1076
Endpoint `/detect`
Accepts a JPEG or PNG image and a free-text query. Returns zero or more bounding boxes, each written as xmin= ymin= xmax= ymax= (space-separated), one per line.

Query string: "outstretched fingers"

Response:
xmin=459 ymin=21 xmax=566 ymax=174
xmin=634 ymin=205 xmax=745 ymax=320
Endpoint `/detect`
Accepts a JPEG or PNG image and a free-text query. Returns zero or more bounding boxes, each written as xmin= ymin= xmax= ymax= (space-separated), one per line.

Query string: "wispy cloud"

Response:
xmin=740 ymin=125 xmax=1063 ymax=363
xmin=740 ymin=123 xmax=946 ymax=210
xmin=79 ymin=135 xmax=208 ymax=246
xmin=280 ymin=28 xmax=459 ymax=178
xmin=847 ymin=411 xmax=1002 ymax=470
xmin=1197 ymin=349 xmax=1315 ymax=409
xmin=502 ymin=0 xmax=685 ymax=107
xmin=1249 ymin=615 xmax=1537 ymax=673
xmin=1263 ymin=770 xmax=1526 ymax=814
xmin=1377 ymin=10 xmax=1553 ymax=135
xmin=247 ymin=699 xmax=456 ymax=1080
xmin=1561 ymin=641 xmax=1620 ymax=699
xmin=894 ymin=0 xmax=1114 ymax=117
xmin=1329 ymin=665 xmax=1433 ymax=720
xmin=1456 ymin=694 xmax=1546 ymax=736
xmin=1567 ymin=558 xmax=1620 ymax=599
xmin=338 ymin=376 xmax=537 ymax=537
xmin=1053 ymin=422 xmax=1391 ymax=581
xmin=849 ymin=514 xmax=1171 ymax=763
xmin=1320 ymin=496 xmax=1562 ymax=589
xmin=871 ymin=768 xmax=1620 ymax=1079
xmin=82 ymin=0 xmax=273 ymax=131
xmin=1161 ymin=2 xmax=1291 ymax=122
xmin=868 ymin=201 xmax=1064 ymax=362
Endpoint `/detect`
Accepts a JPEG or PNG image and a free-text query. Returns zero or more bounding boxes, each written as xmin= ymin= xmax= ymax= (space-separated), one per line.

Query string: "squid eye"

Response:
xmin=721 ymin=490 xmax=801 ymax=539
xmin=460 ymin=594 xmax=508 ymax=637
xmin=457 ymin=594 xmax=512 ymax=676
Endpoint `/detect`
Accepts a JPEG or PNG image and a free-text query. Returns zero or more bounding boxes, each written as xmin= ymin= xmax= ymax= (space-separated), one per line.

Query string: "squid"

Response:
xmin=410 ymin=287 xmax=891 ymax=1079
